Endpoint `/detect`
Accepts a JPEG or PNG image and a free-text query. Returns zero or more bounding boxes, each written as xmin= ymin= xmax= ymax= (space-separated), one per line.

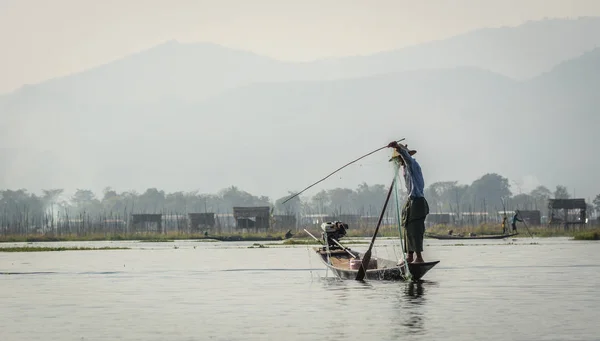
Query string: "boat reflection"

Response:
xmin=388 ymin=280 xmax=437 ymax=337
xmin=405 ymin=280 xmax=425 ymax=298
xmin=402 ymin=282 xmax=425 ymax=331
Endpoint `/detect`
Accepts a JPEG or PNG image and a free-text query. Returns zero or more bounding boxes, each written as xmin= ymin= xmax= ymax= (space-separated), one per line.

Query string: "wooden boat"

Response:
xmin=313 ymin=246 xmax=439 ymax=281
xmin=426 ymin=232 xmax=519 ymax=240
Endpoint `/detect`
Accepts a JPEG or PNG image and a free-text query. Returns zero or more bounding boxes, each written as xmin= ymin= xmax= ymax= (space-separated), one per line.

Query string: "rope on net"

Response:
xmin=391 ymin=156 xmax=412 ymax=281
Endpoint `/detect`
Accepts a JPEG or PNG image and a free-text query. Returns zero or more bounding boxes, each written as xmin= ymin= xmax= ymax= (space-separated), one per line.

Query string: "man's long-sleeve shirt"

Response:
xmin=397 ymin=148 xmax=425 ymax=198
xmin=512 ymin=214 xmax=523 ymax=224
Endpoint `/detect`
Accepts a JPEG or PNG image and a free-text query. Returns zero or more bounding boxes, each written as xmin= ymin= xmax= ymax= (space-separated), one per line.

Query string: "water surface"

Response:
xmin=1 ymin=237 xmax=599 ymax=340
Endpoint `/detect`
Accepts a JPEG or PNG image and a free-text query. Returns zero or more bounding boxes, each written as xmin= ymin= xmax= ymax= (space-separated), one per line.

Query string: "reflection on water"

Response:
xmin=384 ymin=281 xmax=430 ymax=338
xmin=319 ymin=275 xmax=433 ymax=337
xmin=402 ymin=281 xmax=427 ymax=334
xmin=406 ymin=280 xmax=425 ymax=298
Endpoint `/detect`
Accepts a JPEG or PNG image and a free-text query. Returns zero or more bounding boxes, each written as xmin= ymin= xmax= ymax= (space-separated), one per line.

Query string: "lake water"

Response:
xmin=1 ymin=237 xmax=599 ymax=341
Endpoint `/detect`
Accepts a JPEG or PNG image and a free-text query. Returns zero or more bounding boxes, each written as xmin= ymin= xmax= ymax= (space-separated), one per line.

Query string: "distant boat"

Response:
xmin=426 ymin=232 xmax=519 ymax=240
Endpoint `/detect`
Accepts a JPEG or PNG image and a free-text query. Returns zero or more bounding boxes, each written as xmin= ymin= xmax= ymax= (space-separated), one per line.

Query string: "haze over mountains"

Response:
xmin=1 ymin=17 xmax=599 ymax=201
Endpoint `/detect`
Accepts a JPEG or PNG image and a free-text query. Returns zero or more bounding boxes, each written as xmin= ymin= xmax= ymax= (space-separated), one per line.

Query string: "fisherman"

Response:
xmin=501 ymin=215 xmax=508 ymax=234
xmin=388 ymin=141 xmax=429 ymax=264
xmin=512 ymin=211 xmax=523 ymax=233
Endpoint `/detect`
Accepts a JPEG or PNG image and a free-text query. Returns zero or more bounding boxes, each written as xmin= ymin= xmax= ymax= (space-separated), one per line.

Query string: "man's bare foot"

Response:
xmin=412 ymin=258 xmax=425 ymax=264
xmin=397 ymin=258 xmax=414 ymax=266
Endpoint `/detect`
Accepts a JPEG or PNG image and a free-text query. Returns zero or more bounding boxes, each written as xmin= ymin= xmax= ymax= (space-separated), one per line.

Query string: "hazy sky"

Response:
xmin=1 ymin=0 xmax=600 ymax=93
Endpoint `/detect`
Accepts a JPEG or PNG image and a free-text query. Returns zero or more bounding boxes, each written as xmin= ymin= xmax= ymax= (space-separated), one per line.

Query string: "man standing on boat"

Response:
xmin=512 ymin=211 xmax=523 ymax=233
xmin=387 ymin=141 xmax=429 ymax=264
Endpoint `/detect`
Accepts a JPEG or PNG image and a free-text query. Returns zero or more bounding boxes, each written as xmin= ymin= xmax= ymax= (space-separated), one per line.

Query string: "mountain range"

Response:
xmin=1 ymin=17 xmax=599 ymax=200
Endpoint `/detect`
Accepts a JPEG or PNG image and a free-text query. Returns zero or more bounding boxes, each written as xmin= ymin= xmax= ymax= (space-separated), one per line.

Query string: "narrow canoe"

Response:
xmin=314 ymin=247 xmax=439 ymax=281
xmin=426 ymin=232 xmax=519 ymax=240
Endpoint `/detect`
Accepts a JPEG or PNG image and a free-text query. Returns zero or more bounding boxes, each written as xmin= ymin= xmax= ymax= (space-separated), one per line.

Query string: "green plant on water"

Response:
xmin=343 ymin=240 xmax=369 ymax=244
xmin=282 ymin=239 xmax=319 ymax=245
xmin=139 ymin=239 xmax=174 ymax=243
xmin=0 ymin=246 xmax=130 ymax=252
xmin=0 ymin=231 xmax=291 ymax=243
xmin=573 ymin=230 xmax=600 ymax=240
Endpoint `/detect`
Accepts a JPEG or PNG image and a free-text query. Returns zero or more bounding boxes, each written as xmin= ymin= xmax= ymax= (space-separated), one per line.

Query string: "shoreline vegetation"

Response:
xmin=0 ymin=246 xmax=130 ymax=252
xmin=0 ymin=232 xmax=290 ymax=243
xmin=572 ymin=230 xmax=600 ymax=240
xmin=1 ymin=224 xmax=598 ymax=243
xmin=423 ymin=224 xmax=600 ymax=240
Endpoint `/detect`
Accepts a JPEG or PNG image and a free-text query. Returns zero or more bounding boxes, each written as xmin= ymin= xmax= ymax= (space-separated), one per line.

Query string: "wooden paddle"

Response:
xmin=355 ymin=178 xmax=395 ymax=281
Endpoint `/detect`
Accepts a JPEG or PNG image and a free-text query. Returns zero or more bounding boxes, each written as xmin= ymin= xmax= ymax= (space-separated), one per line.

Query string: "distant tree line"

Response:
xmin=1 ymin=173 xmax=599 ymax=234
